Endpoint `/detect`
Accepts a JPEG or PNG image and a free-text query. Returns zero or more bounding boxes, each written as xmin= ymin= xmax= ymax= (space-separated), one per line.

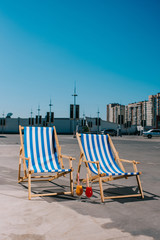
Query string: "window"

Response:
xmin=151 ymin=130 xmax=160 ymax=132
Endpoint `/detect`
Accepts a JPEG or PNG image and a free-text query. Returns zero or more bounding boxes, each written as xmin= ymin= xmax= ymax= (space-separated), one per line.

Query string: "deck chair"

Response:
xmin=76 ymin=133 xmax=144 ymax=202
xmin=18 ymin=126 xmax=75 ymax=199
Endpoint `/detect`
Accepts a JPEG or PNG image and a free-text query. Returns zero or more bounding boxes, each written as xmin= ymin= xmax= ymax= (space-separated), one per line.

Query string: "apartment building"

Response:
xmin=107 ymin=103 xmax=118 ymax=122
xmin=107 ymin=92 xmax=160 ymax=128
xmin=106 ymin=103 xmax=125 ymax=124
xmin=147 ymin=93 xmax=160 ymax=127
xmin=125 ymin=101 xmax=147 ymax=126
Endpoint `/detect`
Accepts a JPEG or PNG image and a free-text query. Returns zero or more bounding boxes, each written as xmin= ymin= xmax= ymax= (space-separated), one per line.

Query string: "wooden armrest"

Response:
xmin=19 ymin=155 xmax=30 ymax=161
xmin=61 ymin=155 xmax=76 ymax=160
xmin=82 ymin=160 xmax=99 ymax=164
xmin=119 ymin=159 xmax=140 ymax=164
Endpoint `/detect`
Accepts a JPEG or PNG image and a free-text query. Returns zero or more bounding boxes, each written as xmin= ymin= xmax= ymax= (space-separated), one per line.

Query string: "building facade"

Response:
xmin=146 ymin=93 xmax=160 ymax=127
xmin=107 ymin=92 xmax=160 ymax=128
xmin=107 ymin=104 xmax=125 ymax=125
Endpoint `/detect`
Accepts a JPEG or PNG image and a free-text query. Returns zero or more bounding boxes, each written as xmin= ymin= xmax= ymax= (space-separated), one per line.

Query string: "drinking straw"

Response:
xmin=86 ymin=173 xmax=89 ymax=187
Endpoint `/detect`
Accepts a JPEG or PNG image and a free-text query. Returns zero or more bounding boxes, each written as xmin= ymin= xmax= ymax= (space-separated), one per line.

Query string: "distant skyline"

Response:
xmin=0 ymin=0 xmax=160 ymax=120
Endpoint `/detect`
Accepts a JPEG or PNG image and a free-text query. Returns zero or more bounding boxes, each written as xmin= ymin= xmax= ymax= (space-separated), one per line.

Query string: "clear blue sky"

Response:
xmin=0 ymin=0 xmax=160 ymax=120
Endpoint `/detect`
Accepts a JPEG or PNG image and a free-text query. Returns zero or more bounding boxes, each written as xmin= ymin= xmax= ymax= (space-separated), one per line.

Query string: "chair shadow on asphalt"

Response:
xmin=19 ymin=181 xmax=76 ymax=202
xmin=19 ymin=181 xmax=159 ymax=204
xmin=100 ymin=182 xmax=159 ymax=204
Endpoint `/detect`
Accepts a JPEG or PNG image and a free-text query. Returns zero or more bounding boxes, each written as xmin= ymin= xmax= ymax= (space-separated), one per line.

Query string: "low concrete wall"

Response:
xmin=0 ymin=118 xmax=74 ymax=134
xmin=0 ymin=117 xmax=147 ymax=135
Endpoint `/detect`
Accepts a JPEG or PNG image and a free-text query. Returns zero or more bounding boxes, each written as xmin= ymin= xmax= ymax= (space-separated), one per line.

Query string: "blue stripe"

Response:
xmin=96 ymin=135 xmax=111 ymax=175
xmin=35 ymin=127 xmax=44 ymax=172
xmin=96 ymin=135 xmax=110 ymax=174
xmin=102 ymin=135 xmax=123 ymax=174
xmin=52 ymin=128 xmax=60 ymax=168
xmin=80 ymin=134 xmax=140 ymax=177
xmin=106 ymin=136 xmax=123 ymax=173
xmin=40 ymin=127 xmax=49 ymax=171
xmin=24 ymin=127 xmax=28 ymax=168
xmin=101 ymin=135 xmax=116 ymax=173
xmin=81 ymin=134 xmax=96 ymax=173
xmin=22 ymin=126 xmax=72 ymax=173
xmin=29 ymin=127 xmax=37 ymax=173
xmin=81 ymin=134 xmax=87 ymax=159
xmin=46 ymin=127 xmax=55 ymax=170
xmin=91 ymin=135 xmax=99 ymax=161
xmin=86 ymin=134 xmax=98 ymax=174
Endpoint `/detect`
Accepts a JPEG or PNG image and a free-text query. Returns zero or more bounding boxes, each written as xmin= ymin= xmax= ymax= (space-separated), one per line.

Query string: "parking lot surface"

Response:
xmin=0 ymin=134 xmax=160 ymax=240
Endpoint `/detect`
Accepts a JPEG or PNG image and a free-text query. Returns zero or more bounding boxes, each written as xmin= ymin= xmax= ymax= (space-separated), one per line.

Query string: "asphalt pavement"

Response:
xmin=0 ymin=134 xmax=160 ymax=240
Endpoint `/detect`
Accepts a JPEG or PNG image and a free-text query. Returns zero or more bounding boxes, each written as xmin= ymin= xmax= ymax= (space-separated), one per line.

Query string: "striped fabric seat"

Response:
xmin=81 ymin=134 xmax=139 ymax=177
xmin=24 ymin=127 xmax=71 ymax=174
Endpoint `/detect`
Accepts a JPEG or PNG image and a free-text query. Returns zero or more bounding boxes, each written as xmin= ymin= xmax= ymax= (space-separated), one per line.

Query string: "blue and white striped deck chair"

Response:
xmin=18 ymin=125 xmax=75 ymax=200
xmin=76 ymin=133 xmax=144 ymax=202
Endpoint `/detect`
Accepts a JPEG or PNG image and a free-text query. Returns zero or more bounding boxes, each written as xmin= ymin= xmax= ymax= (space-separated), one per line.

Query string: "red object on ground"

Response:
xmin=85 ymin=186 xmax=93 ymax=198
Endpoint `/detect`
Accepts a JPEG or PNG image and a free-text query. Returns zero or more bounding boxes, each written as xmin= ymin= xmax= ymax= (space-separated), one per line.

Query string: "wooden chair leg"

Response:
xmin=18 ymin=157 xmax=21 ymax=182
xmin=28 ymin=173 xmax=31 ymax=200
xmin=76 ymin=154 xmax=83 ymax=183
xmin=99 ymin=177 xmax=104 ymax=203
xmin=70 ymin=171 xmax=74 ymax=196
xmin=136 ymin=175 xmax=144 ymax=199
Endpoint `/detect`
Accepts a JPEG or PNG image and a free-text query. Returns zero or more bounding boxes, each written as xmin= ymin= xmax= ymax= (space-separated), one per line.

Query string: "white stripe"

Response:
xmin=32 ymin=127 xmax=40 ymax=172
xmin=25 ymin=127 xmax=71 ymax=173
xmin=103 ymin=136 xmax=122 ymax=173
xmin=83 ymin=135 xmax=97 ymax=174
xmin=88 ymin=134 xmax=98 ymax=174
xmin=49 ymin=127 xmax=58 ymax=170
xmin=94 ymin=135 xmax=109 ymax=174
xmin=26 ymin=127 xmax=32 ymax=170
xmin=38 ymin=127 xmax=46 ymax=170
xmin=43 ymin=128 xmax=52 ymax=170
xmin=99 ymin=135 xmax=115 ymax=174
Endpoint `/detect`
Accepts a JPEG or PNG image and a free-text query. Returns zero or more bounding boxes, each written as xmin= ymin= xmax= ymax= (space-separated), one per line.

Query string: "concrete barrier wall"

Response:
xmin=54 ymin=118 xmax=73 ymax=134
xmin=0 ymin=118 xmax=29 ymax=134
xmin=85 ymin=117 xmax=138 ymax=135
xmin=0 ymin=117 xmax=144 ymax=135
xmin=0 ymin=118 xmax=74 ymax=134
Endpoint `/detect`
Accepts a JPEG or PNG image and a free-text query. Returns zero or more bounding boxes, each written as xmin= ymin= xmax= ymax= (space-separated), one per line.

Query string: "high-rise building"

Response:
xmin=107 ymin=103 xmax=118 ymax=122
xmin=147 ymin=93 xmax=160 ymax=127
xmin=141 ymin=101 xmax=147 ymax=127
xmin=106 ymin=104 xmax=125 ymax=124
xmin=107 ymin=92 xmax=160 ymax=128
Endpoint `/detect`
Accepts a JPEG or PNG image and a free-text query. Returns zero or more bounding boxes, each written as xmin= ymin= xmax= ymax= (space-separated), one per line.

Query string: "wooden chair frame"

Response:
xmin=76 ymin=133 xmax=144 ymax=203
xmin=18 ymin=125 xmax=75 ymax=200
